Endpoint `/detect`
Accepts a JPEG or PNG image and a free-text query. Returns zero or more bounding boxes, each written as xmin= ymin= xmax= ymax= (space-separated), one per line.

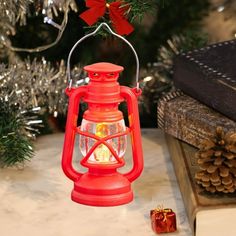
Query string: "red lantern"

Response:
xmin=61 ymin=23 xmax=143 ymax=206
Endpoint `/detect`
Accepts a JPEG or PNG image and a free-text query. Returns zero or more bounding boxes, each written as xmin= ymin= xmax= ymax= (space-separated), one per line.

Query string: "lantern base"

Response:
xmin=71 ymin=170 xmax=133 ymax=206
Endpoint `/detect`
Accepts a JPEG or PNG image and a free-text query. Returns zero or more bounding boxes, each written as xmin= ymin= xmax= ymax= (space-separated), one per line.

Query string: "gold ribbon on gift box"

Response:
xmin=151 ymin=205 xmax=176 ymax=233
xmin=153 ymin=206 xmax=173 ymax=233
xmin=153 ymin=205 xmax=173 ymax=222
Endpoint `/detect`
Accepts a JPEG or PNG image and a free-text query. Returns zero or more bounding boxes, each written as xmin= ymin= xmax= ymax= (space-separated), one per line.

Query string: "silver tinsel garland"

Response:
xmin=0 ymin=57 xmax=85 ymax=167
xmin=0 ymin=0 xmax=77 ymax=27
xmin=138 ymin=34 xmax=208 ymax=120
xmin=138 ymin=36 xmax=182 ymax=113
xmin=0 ymin=0 xmax=77 ymax=56
xmin=0 ymin=58 xmax=85 ymax=120
xmin=0 ymin=1 xmax=83 ymax=166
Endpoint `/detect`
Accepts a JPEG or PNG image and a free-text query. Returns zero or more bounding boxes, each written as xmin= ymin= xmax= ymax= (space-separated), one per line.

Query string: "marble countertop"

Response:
xmin=0 ymin=129 xmax=192 ymax=236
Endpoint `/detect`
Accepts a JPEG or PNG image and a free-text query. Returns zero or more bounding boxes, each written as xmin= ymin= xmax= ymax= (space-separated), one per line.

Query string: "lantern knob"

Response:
xmin=84 ymin=62 xmax=123 ymax=73
xmin=84 ymin=62 xmax=123 ymax=82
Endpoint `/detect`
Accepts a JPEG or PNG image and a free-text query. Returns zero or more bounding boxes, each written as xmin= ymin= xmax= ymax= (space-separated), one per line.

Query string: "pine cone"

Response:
xmin=195 ymin=127 xmax=236 ymax=193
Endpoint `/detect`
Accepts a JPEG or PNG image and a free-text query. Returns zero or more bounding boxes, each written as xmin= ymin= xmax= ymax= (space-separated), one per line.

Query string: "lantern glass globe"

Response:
xmin=79 ymin=119 xmax=127 ymax=163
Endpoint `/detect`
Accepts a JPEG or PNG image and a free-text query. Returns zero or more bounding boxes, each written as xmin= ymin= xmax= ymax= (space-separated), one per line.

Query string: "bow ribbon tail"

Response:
xmin=80 ymin=0 xmax=106 ymax=26
xmin=109 ymin=3 xmax=134 ymax=35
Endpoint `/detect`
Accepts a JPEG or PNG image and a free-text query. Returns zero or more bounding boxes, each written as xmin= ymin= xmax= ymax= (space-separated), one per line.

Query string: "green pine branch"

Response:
xmin=0 ymin=134 xmax=34 ymax=167
xmin=125 ymin=0 xmax=159 ymax=22
xmin=0 ymin=100 xmax=34 ymax=168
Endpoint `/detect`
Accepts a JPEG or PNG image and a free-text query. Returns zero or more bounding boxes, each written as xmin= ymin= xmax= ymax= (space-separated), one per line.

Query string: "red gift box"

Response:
xmin=150 ymin=208 xmax=177 ymax=234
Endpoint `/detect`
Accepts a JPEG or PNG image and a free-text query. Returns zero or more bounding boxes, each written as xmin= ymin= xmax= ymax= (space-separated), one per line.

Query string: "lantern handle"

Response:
xmin=67 ymin=22 xmax=140 ymax=91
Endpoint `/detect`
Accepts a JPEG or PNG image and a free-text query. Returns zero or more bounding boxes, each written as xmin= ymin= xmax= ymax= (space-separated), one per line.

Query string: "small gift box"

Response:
xmin=150 ymin=207 xmax=177 ymax=234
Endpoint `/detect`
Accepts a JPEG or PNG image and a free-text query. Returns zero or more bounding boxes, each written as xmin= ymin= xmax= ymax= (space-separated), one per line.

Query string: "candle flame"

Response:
xmin=94 ymin=123 xmax=111 ymax=163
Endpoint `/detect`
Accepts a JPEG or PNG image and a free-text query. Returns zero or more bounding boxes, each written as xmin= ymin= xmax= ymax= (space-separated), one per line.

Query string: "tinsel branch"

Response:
xmin=0 ymin=0 xmax=77 ymax=26
xmin=0 ymin=58 xmax=85 ymax=117
xmin=0 ymin=0 xmax=77 ymax=54
xmin=139 ymin=33 xmax=207 ymax=124
xmin=0 ymin=58 xmax=85 ymax=167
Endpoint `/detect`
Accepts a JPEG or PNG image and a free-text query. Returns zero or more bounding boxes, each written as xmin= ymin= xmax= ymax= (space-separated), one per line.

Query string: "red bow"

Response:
xmin=80 ymin=0 xmax=134 ymax=35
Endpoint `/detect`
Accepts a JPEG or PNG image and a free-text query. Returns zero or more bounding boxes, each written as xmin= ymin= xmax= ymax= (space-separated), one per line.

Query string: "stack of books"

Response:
xmin=157 ymin=39 xmax=236 ymax=236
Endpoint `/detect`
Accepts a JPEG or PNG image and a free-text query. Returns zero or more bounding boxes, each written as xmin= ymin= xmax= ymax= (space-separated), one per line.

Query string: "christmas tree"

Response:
xmin=1 ymin=0 xmax=234 ymax=167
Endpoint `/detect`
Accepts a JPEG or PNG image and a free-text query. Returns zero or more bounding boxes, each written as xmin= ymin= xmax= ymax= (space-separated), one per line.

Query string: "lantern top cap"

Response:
xmin=84 ymin=62 xmax=124 ymax=73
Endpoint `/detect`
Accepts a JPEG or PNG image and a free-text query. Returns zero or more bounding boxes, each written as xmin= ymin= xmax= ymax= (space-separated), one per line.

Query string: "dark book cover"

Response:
xmin=166 ymin=134 xmax=236 ymax=235
xmin=173 ymin=39 xmax=236 ymax=121
xmin=157 ymin=91 xmax=236 ymax=148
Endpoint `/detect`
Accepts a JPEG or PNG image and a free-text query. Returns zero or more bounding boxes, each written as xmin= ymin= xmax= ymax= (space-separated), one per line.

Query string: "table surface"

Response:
xmin=0 ymin=129 xmax=192 ymax=236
